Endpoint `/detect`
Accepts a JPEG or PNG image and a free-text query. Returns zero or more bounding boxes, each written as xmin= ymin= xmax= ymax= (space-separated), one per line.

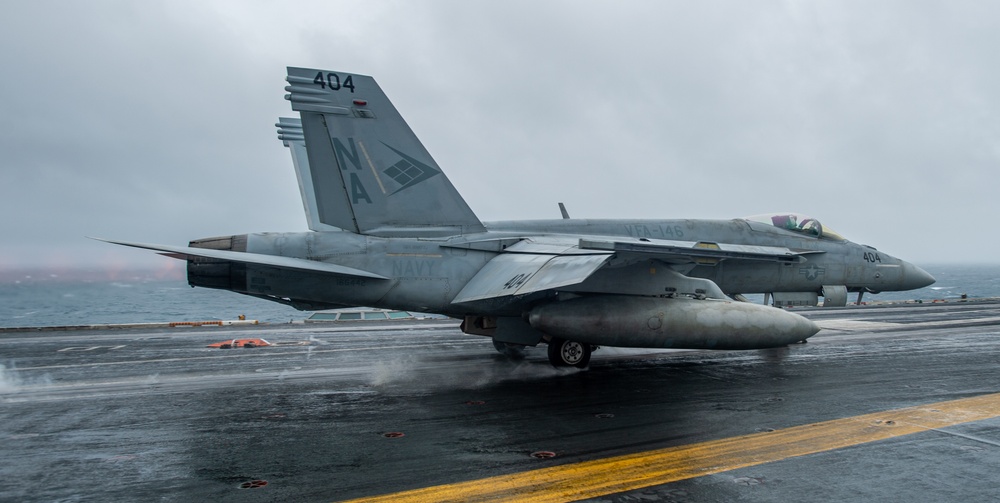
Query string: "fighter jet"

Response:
xmin=102 ymin=67 xmax=935 ymax=368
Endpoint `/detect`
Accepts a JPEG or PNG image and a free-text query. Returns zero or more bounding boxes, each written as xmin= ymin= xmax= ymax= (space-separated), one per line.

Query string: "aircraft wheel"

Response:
xmin=492 ymin=339 xmax=526 ymax=359
xmin=547 ymin=338 xmax=591 ymax=368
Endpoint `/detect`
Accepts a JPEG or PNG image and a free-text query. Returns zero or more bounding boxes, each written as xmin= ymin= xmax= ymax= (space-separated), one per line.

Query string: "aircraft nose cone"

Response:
xmin=901 ymin=261 xmax=935 ymax=290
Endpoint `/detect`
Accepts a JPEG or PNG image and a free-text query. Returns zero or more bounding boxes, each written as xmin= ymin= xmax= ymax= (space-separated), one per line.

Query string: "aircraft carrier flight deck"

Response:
xmin=3 ymin=300 xmax=1000 ymax=502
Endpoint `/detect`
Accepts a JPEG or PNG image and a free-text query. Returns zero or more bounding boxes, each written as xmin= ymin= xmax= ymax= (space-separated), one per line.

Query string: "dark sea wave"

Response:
xmin=1 ymin=264 xmax=997 ymax=328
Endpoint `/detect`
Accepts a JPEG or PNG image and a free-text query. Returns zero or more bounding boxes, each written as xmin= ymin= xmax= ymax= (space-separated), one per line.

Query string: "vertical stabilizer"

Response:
xmin=276 ymin=117 xmax=342 ymax=232
xmin=285 ymin=67 xmax=485 ymax=237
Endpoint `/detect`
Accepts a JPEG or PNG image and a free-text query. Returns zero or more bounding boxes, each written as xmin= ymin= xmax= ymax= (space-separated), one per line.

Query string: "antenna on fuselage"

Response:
xmin=558 ymin=202 xmax=570 ymax=220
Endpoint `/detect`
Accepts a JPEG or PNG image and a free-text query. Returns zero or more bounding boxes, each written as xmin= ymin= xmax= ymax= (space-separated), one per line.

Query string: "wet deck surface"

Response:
xmin=3 ymin=301 xmax=1000 ymax=502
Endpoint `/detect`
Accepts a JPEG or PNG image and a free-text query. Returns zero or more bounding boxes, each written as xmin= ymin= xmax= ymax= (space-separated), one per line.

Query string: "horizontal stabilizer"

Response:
xmin=91 ymin=238 xmax=389 ymax=279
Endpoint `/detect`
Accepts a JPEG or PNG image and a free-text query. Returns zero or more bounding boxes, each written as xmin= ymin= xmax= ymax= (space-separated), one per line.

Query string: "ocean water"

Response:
xmin=868 ymin=263 xmax=1000 ymax=302
xmin=0 ymin=264 xmax=998 ymax=329
xmin=0 ymin=276 xmax=305 ymax=328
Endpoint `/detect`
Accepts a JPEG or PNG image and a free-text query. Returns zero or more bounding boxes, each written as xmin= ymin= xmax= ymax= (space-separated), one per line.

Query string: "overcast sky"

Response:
xmin=1 ymin=0 xmax=997 ymax=273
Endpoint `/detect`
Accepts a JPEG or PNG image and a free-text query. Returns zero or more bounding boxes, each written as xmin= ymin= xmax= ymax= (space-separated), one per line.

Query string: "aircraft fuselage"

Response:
xmin=187 ymin=217 xmax=931 ymax=316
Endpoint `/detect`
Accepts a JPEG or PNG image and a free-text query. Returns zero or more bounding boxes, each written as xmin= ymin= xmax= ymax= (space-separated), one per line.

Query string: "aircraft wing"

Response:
xmin=451 ymin=251 xmax=611 ymax=304
xmin=501 ymin=236 xmax=607 ymax=255
xmin=449 ymin=235 xmax=613 ymax=303
xmin=92 ymin=238 xmax=389 ymax=279
xmin=578 ymin=236 xmax=816 ymax=264
xmin=449 ymin=234 xmax=816 ymax=304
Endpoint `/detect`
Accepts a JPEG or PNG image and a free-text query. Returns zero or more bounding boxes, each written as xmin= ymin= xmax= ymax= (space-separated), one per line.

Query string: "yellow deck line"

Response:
xmin=341 ymin=392 xmax=1000 ymax=503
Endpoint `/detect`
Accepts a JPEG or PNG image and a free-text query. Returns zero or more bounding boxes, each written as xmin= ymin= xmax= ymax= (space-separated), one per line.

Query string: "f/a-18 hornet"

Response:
xmin=103 ymin=67 xmax=935 ymax=368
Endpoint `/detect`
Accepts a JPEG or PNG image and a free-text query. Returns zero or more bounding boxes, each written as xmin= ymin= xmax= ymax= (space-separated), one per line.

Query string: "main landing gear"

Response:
xmin=490 ymin=337 xmax=593 ymax=368
xmin=547 ymin=338 xmax=592 ymax=368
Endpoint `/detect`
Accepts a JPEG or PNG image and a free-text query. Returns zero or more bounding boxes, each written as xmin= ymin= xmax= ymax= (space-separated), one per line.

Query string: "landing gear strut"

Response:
xmin=547 ymin=338 xmax=591 ymax=368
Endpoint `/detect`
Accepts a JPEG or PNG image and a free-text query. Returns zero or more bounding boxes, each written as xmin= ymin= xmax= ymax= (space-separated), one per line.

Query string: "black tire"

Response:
xmin=547 ymin=338 xmax=591 ymax=368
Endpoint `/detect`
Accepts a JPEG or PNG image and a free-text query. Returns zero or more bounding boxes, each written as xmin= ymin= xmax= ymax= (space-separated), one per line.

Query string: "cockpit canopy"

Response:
xmin=744 ymin=213 xmax=846 ymax=241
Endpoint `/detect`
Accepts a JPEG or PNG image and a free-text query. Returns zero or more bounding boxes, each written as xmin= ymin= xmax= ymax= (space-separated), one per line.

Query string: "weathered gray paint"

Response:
xmin=105 ymin=67 xmax=936 ymax=361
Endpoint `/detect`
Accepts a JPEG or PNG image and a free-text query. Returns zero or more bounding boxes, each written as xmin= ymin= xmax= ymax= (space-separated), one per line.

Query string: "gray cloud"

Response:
xmin=1 ymin=0 xmax=997 ymax=269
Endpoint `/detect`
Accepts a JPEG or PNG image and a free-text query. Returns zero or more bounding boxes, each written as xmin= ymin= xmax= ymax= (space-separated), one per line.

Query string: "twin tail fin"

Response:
xmin=284 ymin=67 xmax=484 ymax=237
